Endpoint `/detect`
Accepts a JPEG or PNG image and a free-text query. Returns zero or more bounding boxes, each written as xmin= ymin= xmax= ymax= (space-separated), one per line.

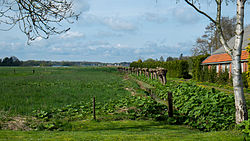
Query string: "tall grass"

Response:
xmin=0 ymin=67 xmax=130 ymax=115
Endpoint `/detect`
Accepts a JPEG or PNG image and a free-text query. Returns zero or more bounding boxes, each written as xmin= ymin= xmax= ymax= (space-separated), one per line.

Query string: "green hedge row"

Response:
xmin=190 ymin=55 xmax=209 ymax=81
xmin=130 ymin=60 xmax=190 ymax=79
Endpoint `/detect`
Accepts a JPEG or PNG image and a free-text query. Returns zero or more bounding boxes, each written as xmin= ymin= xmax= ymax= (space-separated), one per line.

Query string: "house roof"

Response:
xmin=213 ymin=26 xmax=250 ymax=54
xmin=202 ymin=50 xmax=248 ymax=65
xmin=202 ymin=26 xmax=250 ymax=65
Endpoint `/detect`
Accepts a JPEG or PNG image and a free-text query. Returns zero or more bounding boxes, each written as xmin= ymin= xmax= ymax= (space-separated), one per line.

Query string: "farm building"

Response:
xmin=202 ymin=26 xmax=250 ymax=73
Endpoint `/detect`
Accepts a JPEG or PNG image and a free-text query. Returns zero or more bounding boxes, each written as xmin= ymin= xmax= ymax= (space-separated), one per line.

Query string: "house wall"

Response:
xmin=207 ymin=61 xmax=248 ymax=74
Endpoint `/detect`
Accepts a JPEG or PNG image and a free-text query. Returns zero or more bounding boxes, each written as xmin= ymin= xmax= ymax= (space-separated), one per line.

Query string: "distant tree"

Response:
xmin=137 ymin=59 xmax=143 ymax=63
xmin=10 ymin=56 xmax=22 ymax=66
xmin=191 ymin=17 xmax=236 ymax=56
xmin=166 ymin=56 xmax=179 ymax=61
xmin=0 ymin=0 xmax=79 ymax=42
xmin=0 ymin=56 xmax=22 ymax=66
xmin=205 ymin=17 xmax=236 ymax=52
xmin=159 ymin=56 xmax=164 ymax=62
xmin=192 ymin=38 xmax=209 ymax=56
xmin=144 ymin=58 xmax=156 ymax=62
xmin=166 ymin=56 xmax=173 ymax=62
xmin=1 ymin=57 xmax=10 ymax=66
xmin=179 ymin=53 xmax=183 ymax=60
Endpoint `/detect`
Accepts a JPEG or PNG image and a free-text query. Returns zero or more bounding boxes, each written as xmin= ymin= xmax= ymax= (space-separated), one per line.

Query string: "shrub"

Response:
xmin=135 ymin=75 xmax=235 ymax=131
xmin=238 ymin=119 xmax=250 ymax=136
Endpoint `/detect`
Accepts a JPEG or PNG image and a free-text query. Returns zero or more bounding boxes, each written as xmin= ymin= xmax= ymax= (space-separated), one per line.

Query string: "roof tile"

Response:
xmin=202 ymin=50 xmax=249 ymax=64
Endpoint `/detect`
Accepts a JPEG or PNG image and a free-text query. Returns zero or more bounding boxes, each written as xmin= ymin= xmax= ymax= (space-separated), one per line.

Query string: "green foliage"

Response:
xmin=246 ymin=39 xmax=250 ymax=88
xmin=134 ymin=74 xmax=235 ymax=131
xmin=190 ymin=54 xmax=209 ymax=81
xmin=242 ymin=72 xmax=248 ymax=88
xmin=238 ymin=119 xmax=250 ymax=136
xmin=130 ymin=60 xmax=190 ymax=79
xmin=137 ymin=59 xmax=142 ymax=63
xmin=33 ymin=95 xmax=168 ymax=130
xmin=190 ymin=54 xmax=237 ymax=87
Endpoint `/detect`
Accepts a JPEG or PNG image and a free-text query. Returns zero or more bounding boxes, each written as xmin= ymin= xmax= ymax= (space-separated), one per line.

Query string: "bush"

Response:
xmin=135 ymin=75 xmax=235 ymax=131
xmin=238 ymin=119 xmax=250 ymax=136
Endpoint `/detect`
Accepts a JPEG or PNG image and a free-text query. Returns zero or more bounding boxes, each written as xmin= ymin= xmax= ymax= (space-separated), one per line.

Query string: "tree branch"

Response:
xmin=0 ymin=0 xmax=80 ymax=43
xmin=184 ymin=0 xmax=217 ymax=24
xmin=214 ymin=0 xmax=233 ymax=56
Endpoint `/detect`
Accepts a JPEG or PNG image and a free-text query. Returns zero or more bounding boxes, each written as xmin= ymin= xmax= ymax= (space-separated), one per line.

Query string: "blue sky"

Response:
xmin=0 ymin=0 xmax=250 ymax=63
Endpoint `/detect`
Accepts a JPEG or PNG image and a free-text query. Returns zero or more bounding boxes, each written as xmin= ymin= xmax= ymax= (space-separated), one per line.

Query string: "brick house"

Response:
xmin=202 ymin=26 xmax=250 ymax=74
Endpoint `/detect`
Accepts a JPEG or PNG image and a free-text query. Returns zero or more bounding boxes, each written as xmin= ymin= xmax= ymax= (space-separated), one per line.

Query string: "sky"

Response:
xmin=0 ymin=0 xmax=250 ymax=63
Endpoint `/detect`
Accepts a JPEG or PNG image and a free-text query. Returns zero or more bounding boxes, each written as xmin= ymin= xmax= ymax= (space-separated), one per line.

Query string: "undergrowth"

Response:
xmin=134 ymin=74 xmax=236 ymax=131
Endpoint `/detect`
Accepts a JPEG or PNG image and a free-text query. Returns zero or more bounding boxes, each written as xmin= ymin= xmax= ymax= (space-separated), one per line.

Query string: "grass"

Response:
xmin=0 ymin=67 xmax=248 ymax=140
xmin=0 ymin=67 xmax=131 ymax=115
xmin=0 ymin=120 xmax=246 ymax=141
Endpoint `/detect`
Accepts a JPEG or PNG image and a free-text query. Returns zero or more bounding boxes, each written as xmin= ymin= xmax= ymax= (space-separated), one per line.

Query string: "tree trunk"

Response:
xmin=232 ymin=0 xmax=248 ymax=124
xmin=184 ymin=0 xmax=248 ymax=124
xmin=231 ymin=55 xmax=248 ymax=124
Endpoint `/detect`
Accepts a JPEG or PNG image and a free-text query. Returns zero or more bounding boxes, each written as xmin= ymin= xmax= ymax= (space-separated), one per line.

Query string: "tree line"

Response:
xmin=0 ymin=56 xmax=22 ymax=66
xmin=0 ymin=56 xmax=129 ymax=67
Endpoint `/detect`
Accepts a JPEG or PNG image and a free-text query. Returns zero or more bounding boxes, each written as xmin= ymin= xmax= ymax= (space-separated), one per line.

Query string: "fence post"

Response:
xmin=168 ymin=92 xmax=173 ymax=117
xmin=93 ymin=96 xmax=96 ymax=120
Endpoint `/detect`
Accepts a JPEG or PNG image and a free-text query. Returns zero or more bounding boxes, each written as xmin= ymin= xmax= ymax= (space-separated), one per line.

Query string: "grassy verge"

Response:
xmin=0 ymin=120 xmax=246 ymax=141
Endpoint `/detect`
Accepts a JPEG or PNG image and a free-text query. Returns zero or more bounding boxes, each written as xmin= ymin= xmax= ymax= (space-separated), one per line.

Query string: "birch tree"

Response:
xmin=181 ymin=0 xmax=248 ymax=124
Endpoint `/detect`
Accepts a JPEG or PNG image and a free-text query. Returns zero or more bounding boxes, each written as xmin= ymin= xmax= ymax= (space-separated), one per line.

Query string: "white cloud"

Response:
xmin=81 ymin=14 xmax=137 ymax=32
xmin=51 ymin=47 xmax=62 ymax=52
xmin=143 ymin=13 xmax=168 ymax=23
xmin=95 ymin=31 xmax=123 ymax=38
xmin=60 ymin=31 xmax=84 ymax=39
xmin=103 ymin=17 xmax=137 ymax=31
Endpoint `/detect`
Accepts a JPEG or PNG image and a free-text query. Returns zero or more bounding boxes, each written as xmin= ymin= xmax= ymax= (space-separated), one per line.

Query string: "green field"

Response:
xmin=0 ymin=67 xmax=131 ymax=115
xmin=0 ymin=67 xmax=247 ymax=140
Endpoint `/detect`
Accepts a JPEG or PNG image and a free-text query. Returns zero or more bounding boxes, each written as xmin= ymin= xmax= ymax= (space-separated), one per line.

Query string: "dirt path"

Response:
xmin=123 ymin=74 xmax=168 ymax=106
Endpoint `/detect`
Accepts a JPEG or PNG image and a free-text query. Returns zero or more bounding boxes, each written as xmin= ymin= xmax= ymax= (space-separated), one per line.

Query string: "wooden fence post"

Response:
xmin=93 ymin=96 xmax=96 ymax=120
xmin=168 ymin=92 xmax=173 ymax=117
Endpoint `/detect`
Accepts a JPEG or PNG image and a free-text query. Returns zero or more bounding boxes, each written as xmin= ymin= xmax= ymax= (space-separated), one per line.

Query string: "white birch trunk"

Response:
xmin=184 ymin=0 xmax=248 ymax=124
xmin=231 ymin=0 xmax=248 ymax=124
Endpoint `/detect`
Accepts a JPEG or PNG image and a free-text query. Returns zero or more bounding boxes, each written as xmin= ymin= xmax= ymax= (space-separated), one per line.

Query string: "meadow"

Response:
xmin=0 ymin=67 xmax=130 ymax=116
xmin=0 ymin=67 xmax=248 ymax=140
